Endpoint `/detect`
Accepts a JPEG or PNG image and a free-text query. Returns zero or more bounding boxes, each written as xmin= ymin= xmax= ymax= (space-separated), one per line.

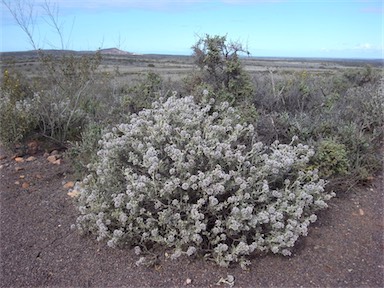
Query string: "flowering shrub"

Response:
xmin=73 ymin=94 xmax=335 ymax=268
xmin=0 ymin=70 xmax=37 ymax=149
xmin=32 ymin=90 xmax=87 ymax=144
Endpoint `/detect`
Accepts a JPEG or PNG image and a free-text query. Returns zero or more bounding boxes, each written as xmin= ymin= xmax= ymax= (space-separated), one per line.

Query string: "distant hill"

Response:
xmin=0 ymin=48 xmax=134 ymax=58
xmin=98 ymin=48 xmax=133 ymax=55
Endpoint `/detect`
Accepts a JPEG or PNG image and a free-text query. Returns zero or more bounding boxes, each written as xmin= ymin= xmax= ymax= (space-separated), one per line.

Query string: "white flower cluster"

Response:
xmin=74 ymin=94 xmax=334 ymax=268
xmin=0 ymin=89 xmax=38 ymax=145
xmin=0 ymin=89 xmax=35 ymax=114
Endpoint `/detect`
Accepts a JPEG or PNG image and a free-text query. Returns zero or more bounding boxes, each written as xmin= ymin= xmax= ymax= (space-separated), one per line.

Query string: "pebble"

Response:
xmin=26 ymin=156 xmax=37 ymax=162
xmin=63 ymin=181 xmax=75 ymax=189
xmin=22 ymin=182 xmax=30 ymax=189
xmin=67 ymin=190 xmax=80 ymax=198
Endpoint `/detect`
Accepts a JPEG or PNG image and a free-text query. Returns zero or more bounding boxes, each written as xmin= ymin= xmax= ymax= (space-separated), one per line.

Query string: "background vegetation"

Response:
xmin=1 ymin=36 xmax=382 ymax=186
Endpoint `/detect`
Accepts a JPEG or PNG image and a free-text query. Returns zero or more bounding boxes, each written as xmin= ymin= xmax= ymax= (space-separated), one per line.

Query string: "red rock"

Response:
xmin=15 ymin=157 xmax=24 ymax=163
xmin=22 ymin=182 xmax=30 ymax=189
xmin=47 ymin=155 xmax=57 ymax=163
xmin=63 ymin=181 xmax=74 ymax=189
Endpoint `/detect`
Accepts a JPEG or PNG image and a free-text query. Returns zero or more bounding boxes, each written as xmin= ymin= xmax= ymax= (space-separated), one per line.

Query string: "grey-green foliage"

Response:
xmin=65 ymin=122 xmax=104 ymax=177
xmin=73 ymin=93 xmax=334 ymax=268
xmin=0 ymin=69 xmax=37 ymax=149
xmin=31 ymin=52 xmax=102 ymax=145
xmin=121 ymin=71 xmax=164 ymax=114
xmin=254 ymin=68 xmax=383 ymax=182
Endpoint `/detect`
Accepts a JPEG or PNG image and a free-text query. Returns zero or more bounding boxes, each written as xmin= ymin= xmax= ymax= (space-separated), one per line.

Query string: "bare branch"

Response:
xmin=2 ymin=0 xmax=73 ymax=50
xmin=2 ymin=0 xmax=39 ymax=49
xmin=42 ymin=0 xmax=65 ymax=49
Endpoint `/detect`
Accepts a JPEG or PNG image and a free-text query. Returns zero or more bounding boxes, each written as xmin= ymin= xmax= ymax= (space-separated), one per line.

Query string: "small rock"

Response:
xmin=35 ymin=174 xmax=43 ymax=179
xmin=15 ymin=157 xmax=24 ymax=163
xmin=359 ymin=208 xmax=364 ymax=216
xmin=19 ymin=175 xmax=25 ymax=179
xmin=26 ymin=156 xmax=37 ymax=162
xmin=15 ymin=181 xmax=20 ymax=185
xmin=47 ymin=155 xmax=58 ymax=164
xmin=67 ymin=189 xmax=80 ymax=198
xmin=185 ymin=278 xmax=192 ymax=285
xmin=15 ymin=166 xmax=24 ymax=172
xmin=227 ymin=275 xmax=235 ymax=283
xmin=22 ymin=182 xmax=30 ymax=189
xmin=63 ymin=181 xmax=75 ymax=189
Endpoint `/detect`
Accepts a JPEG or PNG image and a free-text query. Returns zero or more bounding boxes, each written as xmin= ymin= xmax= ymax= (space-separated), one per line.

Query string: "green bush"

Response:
xmin=30 ymin=52 xmax=101 ymax=145
xmin=66 ymin=122 xmax=104 ymax=178
xmin=312 ymin=139 xmax=350 ymax=179
xmin=73 ymin=94 xmax=334 ymax=268
xmin=121 ymin=71 xmax=165 ymax=114
xmin=190 ymin=34 xmax=253 ymax=104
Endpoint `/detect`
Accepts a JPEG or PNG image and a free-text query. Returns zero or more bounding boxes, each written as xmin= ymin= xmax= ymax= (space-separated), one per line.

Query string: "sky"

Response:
xmin=1 ymin=0 xmax=383 ymax=59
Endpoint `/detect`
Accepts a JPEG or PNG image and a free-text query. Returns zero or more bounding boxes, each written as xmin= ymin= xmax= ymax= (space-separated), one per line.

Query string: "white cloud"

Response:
xmin=355 ymin=43 xmax=373 ymax=50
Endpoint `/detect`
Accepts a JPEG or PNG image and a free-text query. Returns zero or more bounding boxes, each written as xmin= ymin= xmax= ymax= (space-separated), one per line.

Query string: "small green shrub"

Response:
xmin=337 ymin=122 xmax=382 ymax=180
xmin=190 ymin=34 xmax=253 ymax=104
xmin=122 ymin=71 xmax=165 ymax=113
xmin=66 ymin=122 xmax=104 ymax=178
xmin=73 ymin=94 xmax=334 ymax=268
xmin=32 ymin=89 xmax=88 ymax=144
xmin=342 ymin=65 xmax=380 ymax=87
xmin=30 ymin=52 xmax=101 ymax=145
xmin=312 ymin=139 xmax=350 ymax=179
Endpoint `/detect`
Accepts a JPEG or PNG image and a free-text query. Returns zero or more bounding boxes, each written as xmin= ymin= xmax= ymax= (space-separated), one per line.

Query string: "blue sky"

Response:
xmin=1 ymin=0 xmax=383 ymax=58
